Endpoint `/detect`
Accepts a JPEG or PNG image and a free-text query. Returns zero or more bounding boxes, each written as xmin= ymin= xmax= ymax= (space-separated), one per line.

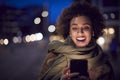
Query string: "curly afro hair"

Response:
xmin=56 ymin=1 xmax=105 ymax=40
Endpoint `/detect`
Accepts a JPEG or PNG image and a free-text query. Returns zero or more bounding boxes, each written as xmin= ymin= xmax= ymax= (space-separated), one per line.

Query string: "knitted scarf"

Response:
xmin=42 ymin=37 xmax=107 ymax=80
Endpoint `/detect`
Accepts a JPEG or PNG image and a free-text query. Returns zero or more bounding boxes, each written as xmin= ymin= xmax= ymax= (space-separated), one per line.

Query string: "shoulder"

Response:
xmin=48 ymin=40 xmax=64 ymax=52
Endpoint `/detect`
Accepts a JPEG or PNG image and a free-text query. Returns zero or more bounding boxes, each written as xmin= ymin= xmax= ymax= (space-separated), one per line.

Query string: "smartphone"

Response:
xmin=70 ymin=59 xmax=88 ymax=76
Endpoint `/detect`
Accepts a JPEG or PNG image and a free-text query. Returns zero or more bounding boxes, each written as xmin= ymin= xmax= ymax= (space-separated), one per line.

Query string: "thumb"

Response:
xmin=61 ymin=72 xmax=79 ymax=79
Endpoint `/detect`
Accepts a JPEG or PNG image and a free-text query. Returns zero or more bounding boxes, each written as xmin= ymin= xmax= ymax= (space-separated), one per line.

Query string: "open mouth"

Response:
xmin=76 ymin=37 xmax=86 ymax=42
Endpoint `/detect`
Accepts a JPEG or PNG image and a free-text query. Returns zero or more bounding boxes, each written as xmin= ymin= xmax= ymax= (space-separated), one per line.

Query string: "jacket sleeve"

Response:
xmin=38 ymin=52 xmax=57 ymax=80
xmin=89 ymin=62 xmax=115 ymax=80
xmin=38 ymin=40 xmax=64 ymax=80
xmin=100 ymin=60 xmax=115 ymax=80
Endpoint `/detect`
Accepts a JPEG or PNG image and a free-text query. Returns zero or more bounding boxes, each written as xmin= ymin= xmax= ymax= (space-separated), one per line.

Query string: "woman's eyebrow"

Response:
xmin=82 ymin=23 xmax=91 ymax=26
xmin=71 ymin=23 xmax=91 ymax=26
xmin=70 ymin=23 xmax=79 ymax=27
xmin=71 ymin=23 xmax=77 ymax=25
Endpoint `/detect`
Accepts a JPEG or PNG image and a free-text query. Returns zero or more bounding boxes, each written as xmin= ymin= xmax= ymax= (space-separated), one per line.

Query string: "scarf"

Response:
xmin=42 ymin=37 xmax=107 ymax=80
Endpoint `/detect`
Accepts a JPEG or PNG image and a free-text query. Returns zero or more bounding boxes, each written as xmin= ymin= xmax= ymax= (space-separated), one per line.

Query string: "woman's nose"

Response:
xmin=77 ymin=28 xmax=84 ymax=33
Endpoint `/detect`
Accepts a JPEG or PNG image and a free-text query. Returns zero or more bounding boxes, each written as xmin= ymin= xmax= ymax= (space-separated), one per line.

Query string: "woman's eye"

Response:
xmin=83 ymin=26 xmax=91 ymax=31
xmin=72 ymin=27 xmax=78 ymax=31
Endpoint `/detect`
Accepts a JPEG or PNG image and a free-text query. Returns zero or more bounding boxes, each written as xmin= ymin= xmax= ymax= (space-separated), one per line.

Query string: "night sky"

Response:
xmin=1 ymin=0 xmax=72 ymax=23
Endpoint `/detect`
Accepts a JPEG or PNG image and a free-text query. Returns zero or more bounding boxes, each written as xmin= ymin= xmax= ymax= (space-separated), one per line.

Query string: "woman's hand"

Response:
xmin=60 ymin=67 xmax=79 ymax=80
xmin=61 ymin=72 xmax=79 ymax=80
xmin=60 ymin=67 xmax=90 ymax=80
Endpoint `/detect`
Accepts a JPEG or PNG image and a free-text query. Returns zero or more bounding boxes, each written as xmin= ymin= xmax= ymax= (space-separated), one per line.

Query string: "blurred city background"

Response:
xmin=0 ymin=0 xmax=120 ymax=80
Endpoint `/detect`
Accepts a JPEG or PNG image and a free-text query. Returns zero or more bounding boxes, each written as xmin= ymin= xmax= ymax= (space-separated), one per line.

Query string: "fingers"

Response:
xmin=68 ymin=73 xmax=79 ymax=77
xmin=61 ymin=72 xmax=79 ymax=80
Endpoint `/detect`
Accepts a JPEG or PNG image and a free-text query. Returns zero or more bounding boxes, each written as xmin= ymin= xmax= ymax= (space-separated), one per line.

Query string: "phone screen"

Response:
xmin=70 ymin=59 xmax=88 ymax=76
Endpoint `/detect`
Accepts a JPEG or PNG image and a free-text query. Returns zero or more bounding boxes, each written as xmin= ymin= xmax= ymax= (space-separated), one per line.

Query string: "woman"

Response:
xmin=39 ymin=1 xmax=114 ymax=80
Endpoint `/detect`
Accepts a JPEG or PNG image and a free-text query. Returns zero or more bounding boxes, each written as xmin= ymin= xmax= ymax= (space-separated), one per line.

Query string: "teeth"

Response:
xmin=77 ymin=37 xmax=85 ymax=40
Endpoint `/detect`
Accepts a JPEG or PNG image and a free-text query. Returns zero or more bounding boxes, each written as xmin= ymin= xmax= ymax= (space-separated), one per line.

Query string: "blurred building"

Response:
xmin=92 ymin=0 xmax=120 ymax=53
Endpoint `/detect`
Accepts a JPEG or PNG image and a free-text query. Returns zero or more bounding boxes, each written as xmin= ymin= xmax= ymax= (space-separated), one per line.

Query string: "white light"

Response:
xmin=25 ymin=35 xmax=31 ymax=42
xmin=41 ymin=11 xmax=48 ymax=17
xmin=103 ymin=13 xmax=108 ymax=20
xmin=35 ymin=33 xmax=43 ymax=41
xmin=13 ymin=37 xmax=19 ymax=43
xmin=108 ymin=28 xmax=115 ymax=34
xmin=13 ymin=36 xmax=22 ymax=43
xmin=110 ymin=13 xmax=115 ymax=19
xmin=30 ymin=34 xmax=36 ymax=42
xmin=4 ymin=39 xmax=9 ymax=45
xmin=18 ymin=36 xmax=22 ymax=43
xmin=97 ymin=37 xmax=105 ymax=46
xmin=34 ymin=17 xmax=41 ymax=24
xmin=48 ymin=25 xmax=56 ymax=32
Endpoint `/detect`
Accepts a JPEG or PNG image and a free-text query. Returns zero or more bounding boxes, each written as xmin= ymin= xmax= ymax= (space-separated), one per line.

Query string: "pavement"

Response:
xmin=0 ymin=39 xmax=120 ymax=80
xmin=0 ymin=39 xmax=48 ymax=80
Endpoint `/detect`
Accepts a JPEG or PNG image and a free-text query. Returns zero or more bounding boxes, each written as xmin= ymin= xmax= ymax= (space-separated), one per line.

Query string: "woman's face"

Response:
xmin=69 ymin=16 xmax=92 ymax=47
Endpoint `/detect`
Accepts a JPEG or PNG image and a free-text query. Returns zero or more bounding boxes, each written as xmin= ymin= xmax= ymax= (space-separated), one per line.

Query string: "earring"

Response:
xmin=92 ymin=32 xmax=94 ymax=36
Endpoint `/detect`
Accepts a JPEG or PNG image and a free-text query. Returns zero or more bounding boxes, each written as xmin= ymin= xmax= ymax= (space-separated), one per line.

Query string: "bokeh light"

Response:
xmin=41 ymin=11 xmax=48 ymax=17
xmin=97 ymin=37 xmax=105 ymax=46
xmin=34 ymin=17 xmax=41 ymax=24
xmin=4 ymin=39 xmax=9 ymax=45
xmin=108 ymin=28 xmax=115 ymax=34
xmin=48 ymin=25 xmax=56 ymax=32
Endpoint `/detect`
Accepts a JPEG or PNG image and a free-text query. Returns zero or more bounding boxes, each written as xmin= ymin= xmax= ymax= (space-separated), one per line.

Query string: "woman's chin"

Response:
xmin=76 ymin=44 xmax=86 ymax=48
